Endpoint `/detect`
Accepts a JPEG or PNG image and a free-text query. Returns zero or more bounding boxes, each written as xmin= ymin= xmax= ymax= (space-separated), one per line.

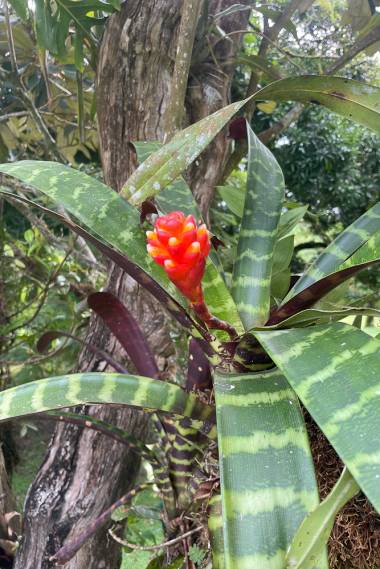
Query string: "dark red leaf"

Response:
xmin=228 ymin=117 xmax=247 ymax=140
xmin=88 ymin=292 xmax=159 ymax=378
xmin=140 ymin=199 xmax=158 ymax=223
xmin=267 ymin=260 xmax=380 ymax=325
xmin=186 ymin=338 xmax=212 ymax=392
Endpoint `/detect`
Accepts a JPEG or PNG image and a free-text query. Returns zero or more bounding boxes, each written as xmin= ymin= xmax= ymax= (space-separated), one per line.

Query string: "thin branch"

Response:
xmin=37 ymin=330 xmax=128 ymax=374
xmin=0 ymin=111 xmax=29 ymax=123
xmin=51 ymin=483 xmax=154 ymax=564
xmin=108 ymin=525 xmax=203 ymax=551
xmin=245 ymin=0 xmax=308 ymax=111
xmin=164 ymin=0 xmax=203 ymax=139
xmin=15 ymin=87 xmax=67 ymax=162
xmin=326 ymin=24 xmax=380 ymax=74
xmin=222 ymin=8 xmax=380 ymax=181
xmin=1 ymin=3 xmax=67 ymax=162
xmin=3 ymin=0 xmax=18 ymax=73
xmin=37 ymin=413 xmax=155 ymax=460
xmin=6 ymin=247 xmax=73 ymax=335
xmin=2 ymin=194 xmax=101 ymax=270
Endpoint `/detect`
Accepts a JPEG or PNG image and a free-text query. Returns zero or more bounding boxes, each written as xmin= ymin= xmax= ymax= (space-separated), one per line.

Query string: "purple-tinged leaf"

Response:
xmin=267 ymin=259 xmax=380 ymax=325
xmin=88 ymin=292 xmax=158 ymax=379
xmin=186 ymin=338 xmax=212 ymax=392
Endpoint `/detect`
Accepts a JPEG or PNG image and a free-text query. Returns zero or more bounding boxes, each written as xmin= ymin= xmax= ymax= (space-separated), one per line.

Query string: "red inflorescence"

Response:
xmin=146 ymin=211 xmax=210 ymax=304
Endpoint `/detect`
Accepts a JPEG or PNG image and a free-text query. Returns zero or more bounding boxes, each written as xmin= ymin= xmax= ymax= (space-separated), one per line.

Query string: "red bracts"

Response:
xmin=146 ymin=211 xmax=210 ymax=304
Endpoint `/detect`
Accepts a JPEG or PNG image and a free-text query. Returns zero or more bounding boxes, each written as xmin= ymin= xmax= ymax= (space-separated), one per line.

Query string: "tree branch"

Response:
xmin=164 ymin=0 xmax=203 ymax=139
xmin=108 ymin=525 xmax=203 ymax=551
xmin=2 ymin=0 xmax=66 ymax=162
xmin=222 ymin=12 xmax=380 ymax=182
xmin=325 ymin=24 xmax=380 ymax=74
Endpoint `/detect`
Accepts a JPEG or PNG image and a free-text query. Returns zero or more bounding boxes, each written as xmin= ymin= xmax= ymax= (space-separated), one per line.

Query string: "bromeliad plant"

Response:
xmin=0 ymin=75 xmax=380 ymax=568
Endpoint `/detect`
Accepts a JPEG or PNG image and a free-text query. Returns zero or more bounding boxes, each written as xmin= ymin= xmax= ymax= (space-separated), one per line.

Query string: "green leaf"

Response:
xmin=122 ymin=98 xmax=249 ymax=205
xmin=214 ymin=369 xmax=326 ymax=569
xmin=253 ymin=76 xmax=380 ymax=134
xmin=74 ymin=29 xmax=85 ymax=72
xmin=0 ymin=373 xmax=215 ymax=424
xmin=238 ymin=55 xmax=282 ymax=81
xmin=232 ymin=124 xmax=285 ymax=328
xmin=208 ymin=494 xmax=224 ymax=569
xmin=255 ymin=323 xmax=380 ymax=513
xmin=286 ymin=467 xmax=359 ymax=569
xmin=278 ymin=206 xmax=309 ymax=239
xmin=34 ymin=0 xmax=58 ymax=52
xmin=0 ymin=162 xmax=184 ymax=305
xmin=217 ymin=184 xmax=307 ymax=238
xmin=285 ymin=201 xmax=380 ymax=301
xmin=8 ymin=0 xmax=28 ymax=22
xmin=272 ymin=235 xmax=294 ymax=276
xmin=217 ymin=185 xmax=245 ymax=217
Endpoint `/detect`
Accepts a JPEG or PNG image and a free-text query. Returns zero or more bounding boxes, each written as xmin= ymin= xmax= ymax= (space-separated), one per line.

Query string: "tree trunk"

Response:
xmin=14 ymin=2 xmax=249 ymax=568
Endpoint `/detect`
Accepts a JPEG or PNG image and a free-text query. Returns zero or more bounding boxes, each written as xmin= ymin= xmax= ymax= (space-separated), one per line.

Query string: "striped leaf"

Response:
xmin=232 ymin=124 xmax=285 ymax=329
xmin=217 ymin=185 xmax=307 ymax=238
xmin=255 ymin=323 xmax=380 ymax=513
xmin=0 ymin=189 xmax=204 ymax=336
xmin=254 ymin=76 xmax=380 ymax=133
xmin=284 ymin=201 xmax=380 ymax=301
xmin=122 ymin=98 xmax=249 ymax=205
xmin=0 ymin=164 xmax=238 ymax=328
xmin=286 ymin=467 xmax=359 ymax=569
xmin=0 ymin=161 xmax=183 ymax=303
xmin=340 ymin=227 xmax=380 ymax=269
xmin=214 ymin=369 xmax=326 ymax=569
xmin=208 ymin=494 xmax=224 ymax=569
xmin=0 ymin=373 xmax=215 ymax=425
xmin=268 ymin=233 xmax=380 ymax=324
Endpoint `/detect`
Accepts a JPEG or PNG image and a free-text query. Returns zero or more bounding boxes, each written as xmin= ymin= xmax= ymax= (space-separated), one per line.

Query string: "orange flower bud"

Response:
xmin=147 ymin=211 xmax=210 ymax=304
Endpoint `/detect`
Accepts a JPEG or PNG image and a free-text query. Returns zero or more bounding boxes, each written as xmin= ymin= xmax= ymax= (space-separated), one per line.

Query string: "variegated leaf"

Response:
xmin=214 ymin=369 xmax=326 ymax=569
xmin=285 ymin=201 xmax=380 ymax=301
xmin=232 ymin=124 xmax=285 ymax=328
xmin=286 ymin=467 xmax=359 ymax=569
xmin=122 ymin=98 xmax=249 ymax=205
xmin=0 ymin=373 xmax=215 ymax=425
xmin=255 ymin=323 xmax=380 ymax=513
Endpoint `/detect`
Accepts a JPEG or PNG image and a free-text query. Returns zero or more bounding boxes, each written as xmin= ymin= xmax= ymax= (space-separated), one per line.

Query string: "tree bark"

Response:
xmin=14 ymin=3 xmax=181 ymax=568
xmin=14 ymin=2 xmax=249 ymax=568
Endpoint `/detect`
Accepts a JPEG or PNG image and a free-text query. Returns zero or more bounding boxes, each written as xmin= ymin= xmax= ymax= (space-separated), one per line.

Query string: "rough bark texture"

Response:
xmin=14 ymin=2 xmax=249 ymax=568
xmin=14 ymin=3 xmax=181 ymax=568
xmin=187 ymin=0 xmax=251 ymax=219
